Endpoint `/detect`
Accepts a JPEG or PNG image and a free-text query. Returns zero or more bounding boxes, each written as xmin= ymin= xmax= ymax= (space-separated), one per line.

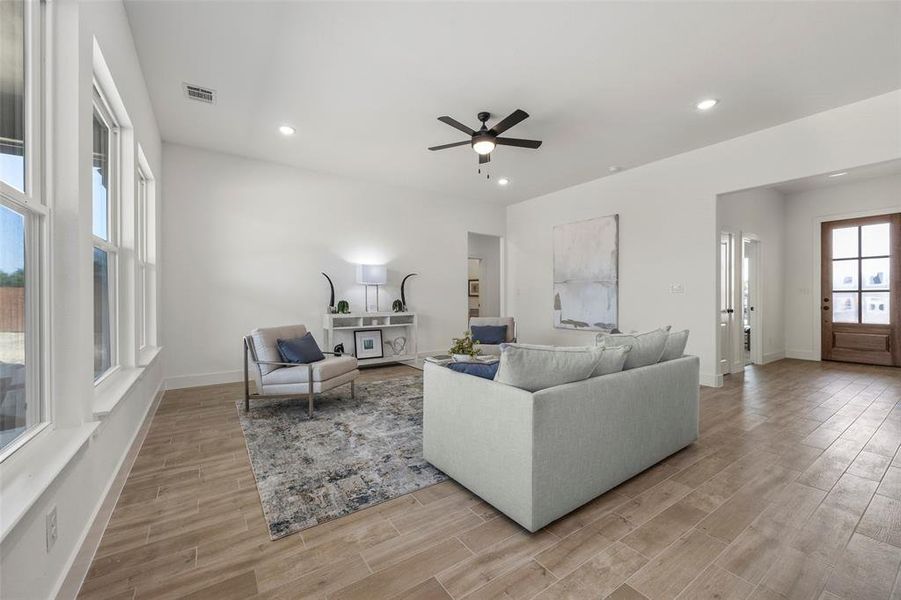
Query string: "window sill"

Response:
xmin=0 ymin=422 xmax=99 ymax=543
xmin=93 ymin=347 xmax=163 ymax=419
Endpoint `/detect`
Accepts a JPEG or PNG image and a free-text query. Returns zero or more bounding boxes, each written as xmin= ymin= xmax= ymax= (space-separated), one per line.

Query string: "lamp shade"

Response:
xmin=356 ymin=264 xmax=387 ymax=285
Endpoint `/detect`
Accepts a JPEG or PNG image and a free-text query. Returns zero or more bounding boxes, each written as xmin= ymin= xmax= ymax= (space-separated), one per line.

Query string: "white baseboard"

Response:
xmin=785 ymin=349 xmax=819 ymax=361
xmin=762 ymin=351 xmax=786 ymax=364
xmin=701 ymin=372 xmax=722 ymax=388
xmin=165 ymin=369 xmax=243 ymax=390
xmin=56 ymin=380 xmax=165 ymax=600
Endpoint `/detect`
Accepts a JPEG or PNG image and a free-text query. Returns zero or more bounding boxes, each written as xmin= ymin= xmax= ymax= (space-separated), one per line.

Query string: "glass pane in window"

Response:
xmin=92 ymin=114 xmax=109 ymax=240
xmin=0 ymin=204 xmax=27 ymax=450
xmin=93 ymin=247 xmax=111 ymax=379
xmin=0 ymin=0 xmax=26 ymax=192
xmin=832 ymin=260 xmax=858 ymax=291
xmin=862 ymin=257 xmax=890 ymax=290
xmin=861 ymin=223 xmax=890 ymax=257
xmin=862 ymin=292 xmax=890 ymax=325
xmin=833 ymin=292 xmax=858 ymax=323
xmin=832 ymin=227 xmax=858 ymax=259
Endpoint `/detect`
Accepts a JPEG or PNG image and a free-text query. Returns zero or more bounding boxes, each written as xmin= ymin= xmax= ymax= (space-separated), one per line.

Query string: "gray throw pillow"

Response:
xmin=597 ymin=328 xmax=669 ymax=370
xmin=660 ymin=329 xmax=690 ymax=362
xmin=494 ymin=343 xmax=604 ymax=392
xmin=591 ymin=345 xmax=631 ymax=377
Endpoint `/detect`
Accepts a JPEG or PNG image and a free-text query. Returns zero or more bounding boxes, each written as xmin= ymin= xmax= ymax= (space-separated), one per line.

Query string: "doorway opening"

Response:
xmin=742 ymin=237 xmax=762 ymax=366
xmin=467 ymin=232 xmax=502 ymax=321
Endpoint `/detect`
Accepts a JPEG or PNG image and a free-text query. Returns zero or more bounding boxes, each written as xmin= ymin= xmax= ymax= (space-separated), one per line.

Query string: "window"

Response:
xmin=1 ymin=0 xmax=44 ymax=455
xmin=93 ymin=91 xmax=119 ymax=381
xmin=831 ymin=223 xmax=891 ymax=325
xmin=136 ymin=155 xmax=156 ymax=352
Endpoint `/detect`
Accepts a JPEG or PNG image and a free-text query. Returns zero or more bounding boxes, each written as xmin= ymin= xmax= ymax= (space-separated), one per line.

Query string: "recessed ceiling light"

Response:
xmin=828 ymin=171 xmax=848 ymax=178
xmin=498 ymin=178 xmax=509 ymax=186
xmin=278 ymin=125 xmax=296 ymax=136
xmin=696 ymin=98 xmax=719 ymax=111
xmin=608 ymin=166 xmax=621 ymax=173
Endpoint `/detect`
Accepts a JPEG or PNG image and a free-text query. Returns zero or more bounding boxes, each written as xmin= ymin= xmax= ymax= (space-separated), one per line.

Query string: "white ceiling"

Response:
xmin=770 ymin=158 xmax=901 ymax=195
xmin=123 ymin=1 xmax=901 ymax=205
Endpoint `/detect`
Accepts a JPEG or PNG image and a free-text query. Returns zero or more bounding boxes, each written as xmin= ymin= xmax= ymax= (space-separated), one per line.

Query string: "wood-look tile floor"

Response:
xmin=79 ymin=360 xmax=901 ymax=600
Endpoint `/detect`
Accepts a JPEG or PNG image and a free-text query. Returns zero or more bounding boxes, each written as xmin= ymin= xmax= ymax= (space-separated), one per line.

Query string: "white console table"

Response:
xmin=322 ymin=312 xmax=418 ymax=366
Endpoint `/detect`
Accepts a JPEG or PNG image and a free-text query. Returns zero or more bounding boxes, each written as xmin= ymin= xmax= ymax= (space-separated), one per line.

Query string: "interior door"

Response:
xmin=822 ymin=214 xmax=901 ymax=366
xmin=719 ymin=233 xmax=735 ymax=374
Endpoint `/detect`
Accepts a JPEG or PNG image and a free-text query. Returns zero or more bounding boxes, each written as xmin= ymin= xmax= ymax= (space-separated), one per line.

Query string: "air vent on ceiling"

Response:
xmin=183 ymin=83 xmax=216 ymax=104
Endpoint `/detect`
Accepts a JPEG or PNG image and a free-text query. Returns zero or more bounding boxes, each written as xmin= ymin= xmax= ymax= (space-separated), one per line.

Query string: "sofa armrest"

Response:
xmin=422 ymin=363 xmax=537 ymax=529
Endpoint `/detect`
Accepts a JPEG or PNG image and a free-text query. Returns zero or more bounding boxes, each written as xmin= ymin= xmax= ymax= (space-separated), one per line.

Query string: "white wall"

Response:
xmin=1 ymin=1 xmax=164 ymax=599
xmin=717 ymin=187 xmax=786 ymax=367
xmin=784 ymin=172 xmax=901 ymax=360
xmin=506 ymin=90 xmax=901 ymax=387
xmin=161 ymin=144 xmax=506 ymax=387
xmin=467 ymin=232 xmax=502 ymax=318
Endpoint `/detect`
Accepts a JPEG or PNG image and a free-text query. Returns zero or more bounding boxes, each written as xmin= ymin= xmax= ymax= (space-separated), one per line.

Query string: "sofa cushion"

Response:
xmin=660 ymin=329 xmax=690 ymax=362
xmin=262 ymin=355 xmax=358 ymax=384
xmin=447 ymin=361 xmax=500 ymax=380
xmin=277 ymin=332 xmax=326 ymax=364
xmin=597 ymin=328 xmax=668 ymax=370
xmin=471 ymin=325 xmax=508 ymax=345
xmin=494 ymin=343 xmax=603 ymax=392
xmin=251 ymin=324 xmax=308 ymax=375
xmin=591 ymin=345 xmax=631 ymax=377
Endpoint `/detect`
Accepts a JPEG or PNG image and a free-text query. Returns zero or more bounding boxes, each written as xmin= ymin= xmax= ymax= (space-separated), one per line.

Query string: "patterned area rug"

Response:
xmin=235 ymin=374 xmax=447 ymax=540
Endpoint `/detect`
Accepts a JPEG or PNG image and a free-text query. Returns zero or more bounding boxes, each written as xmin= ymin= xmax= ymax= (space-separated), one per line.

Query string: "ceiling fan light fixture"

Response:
xmin=498 ymin=178 xmax=509 ymax=186
xmin=472 ymin=137 xmax=496 ymax=155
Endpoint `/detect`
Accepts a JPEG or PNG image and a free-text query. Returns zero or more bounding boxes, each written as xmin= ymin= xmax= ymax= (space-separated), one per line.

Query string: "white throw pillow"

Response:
xmin=494 ymin=343 xmax=604 ymax=392
xmin=597 ymin=328 xmax=669 ymax=370
xmin=660 ymin=329 xmax=690 ymax=362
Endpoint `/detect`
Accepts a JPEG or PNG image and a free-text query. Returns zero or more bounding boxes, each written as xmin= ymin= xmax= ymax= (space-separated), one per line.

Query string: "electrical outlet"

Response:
xmin=46 ymin=507 xmax=58 ymax=551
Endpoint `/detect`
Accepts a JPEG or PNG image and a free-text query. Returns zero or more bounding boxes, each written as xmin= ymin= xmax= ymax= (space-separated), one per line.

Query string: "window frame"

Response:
xmin=91 ymin=86 xmax=121 ymax=385
xmin=0 ymin=0 xmax=48 ymax=462
xmin=135 ymin=151 xmax=156 ymax=354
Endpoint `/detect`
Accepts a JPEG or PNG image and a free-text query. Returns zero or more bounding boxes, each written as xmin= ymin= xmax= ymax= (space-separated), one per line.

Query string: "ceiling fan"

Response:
xmin=428 ymin=109 xmax=542 ymax=166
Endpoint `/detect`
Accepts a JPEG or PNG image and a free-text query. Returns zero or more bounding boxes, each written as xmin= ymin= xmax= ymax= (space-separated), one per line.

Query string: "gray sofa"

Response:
xmin=422 ymin=355 xmax=699 ymax=532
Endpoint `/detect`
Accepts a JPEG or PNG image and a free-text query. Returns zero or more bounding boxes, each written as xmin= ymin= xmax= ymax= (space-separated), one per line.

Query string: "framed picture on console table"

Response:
xmin=354 ymin=329 xmax=384 ymax=360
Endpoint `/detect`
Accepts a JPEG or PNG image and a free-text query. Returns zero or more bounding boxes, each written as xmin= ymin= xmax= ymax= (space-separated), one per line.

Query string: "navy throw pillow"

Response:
xmin=277 ymin=333 xmax=325 ymax=364
xmin=471 ymin=325 xmax=507 ymax=345
xmin=448 ymin=361 xmax=500 ymax=380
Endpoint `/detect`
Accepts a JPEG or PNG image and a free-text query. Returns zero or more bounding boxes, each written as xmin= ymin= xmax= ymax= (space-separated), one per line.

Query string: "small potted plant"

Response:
xmin=449 ymin=331 xmax=482 ymax=363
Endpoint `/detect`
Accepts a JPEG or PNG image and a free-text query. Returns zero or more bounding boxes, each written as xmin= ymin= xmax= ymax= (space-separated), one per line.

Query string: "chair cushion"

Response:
xmin=660 ymin=329 xmax=690 ymax=362
xmin=277 ymin=332 xmax=325 ymax=364
xmin=447 ymin=361 xmax=500 ymax=380
xmin=597 ymin=328 xmax=668 ymax=370
xmin=471 ymin=325 xmax=508 ymax=345
xmin=469 ymin=317 xmax=515 ymax=342
xmin=494 ymin=343 xmax=603 ymax=392
xmin=251 ymin=324 xmax=308 ymax=375
xmin=262 ymin=355 xmax=359 ymax=384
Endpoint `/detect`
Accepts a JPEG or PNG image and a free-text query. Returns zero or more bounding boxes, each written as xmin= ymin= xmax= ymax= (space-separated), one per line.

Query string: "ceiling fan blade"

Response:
xmin=489 ymin=109 xmax=529 ymax=135
xmin=438 ymin=116 xmax=475 ymax=136
xmin=495 ymin=137 xmax=542 ymax=149
xmin=428 ymin=140 xmax=470 ymax=151
xmin=479 ymin=153 xmax=490 ymax=165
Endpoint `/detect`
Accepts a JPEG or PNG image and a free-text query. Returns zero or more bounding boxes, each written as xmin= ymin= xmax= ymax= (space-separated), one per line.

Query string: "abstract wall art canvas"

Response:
xmin=553 ymin=215 xmax=619 ymax=330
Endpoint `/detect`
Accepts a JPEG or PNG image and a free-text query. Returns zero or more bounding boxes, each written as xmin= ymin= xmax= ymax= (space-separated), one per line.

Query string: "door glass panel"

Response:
xmin=833 ymin=292 xmax=859 ymax=323
xmin=832 ymin=227 xmax=859 ymax=259
xmin=832 ymin=260 xmax=858 ymax=291
xmin=861 ymin=223 xmax=890 ymax=257
xmin=862 ymin=292 xmax=890 ymax=325
xmin=862 ymin=257 xmax=890 ymax=290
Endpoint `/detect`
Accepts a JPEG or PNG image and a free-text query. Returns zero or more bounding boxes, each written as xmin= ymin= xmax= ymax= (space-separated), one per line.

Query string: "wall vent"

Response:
xmin=183 ymin=83 xmax=216 ymax=104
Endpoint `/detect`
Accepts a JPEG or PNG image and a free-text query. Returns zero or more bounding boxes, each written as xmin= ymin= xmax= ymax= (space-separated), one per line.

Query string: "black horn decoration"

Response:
xmin=321 ymin=272 xmax=336 ymax=310
xmin=400 ymin=273 xmax=418 ymax=311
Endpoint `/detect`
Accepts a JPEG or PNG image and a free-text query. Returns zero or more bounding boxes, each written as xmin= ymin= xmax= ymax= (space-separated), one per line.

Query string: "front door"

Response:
xmin=822 ymin=214 xmax=901 ymax=366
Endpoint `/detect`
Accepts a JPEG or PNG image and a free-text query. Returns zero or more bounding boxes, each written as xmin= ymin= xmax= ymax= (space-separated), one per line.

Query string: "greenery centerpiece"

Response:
xmin=449 ymin=331 xmax=481 ymax=362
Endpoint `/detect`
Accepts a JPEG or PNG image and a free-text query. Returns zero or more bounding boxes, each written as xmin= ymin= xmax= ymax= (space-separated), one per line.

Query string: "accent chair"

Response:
xmin=469 ymin=316 xmax=516 ymax=356
xmin=243 ymin=324 xmax=359 ymax=417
